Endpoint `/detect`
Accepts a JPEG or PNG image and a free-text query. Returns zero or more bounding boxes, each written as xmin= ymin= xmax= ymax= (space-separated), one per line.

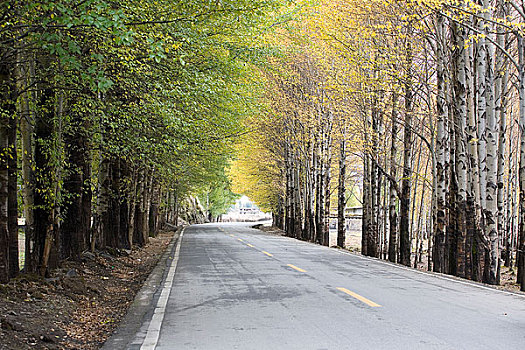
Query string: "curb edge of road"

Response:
xmin=101 ymin=226 xmax=184 ymax=350
xmin=251 ymin=225 xmax=525 ymax=299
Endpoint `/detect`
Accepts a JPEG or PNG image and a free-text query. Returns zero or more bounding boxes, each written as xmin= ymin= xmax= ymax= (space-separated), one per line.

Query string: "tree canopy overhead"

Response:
xmin=231 ymin=0 xmax=525 ymax=292
xmin=0 ymin=0 xmax=295 ymax=282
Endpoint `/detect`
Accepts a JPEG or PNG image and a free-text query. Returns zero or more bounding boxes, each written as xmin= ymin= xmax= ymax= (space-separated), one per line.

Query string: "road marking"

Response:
xmin=229 ymin=234 xmax=235 ymax=237
xmin=287 ymin=264 xmax=306 ymax=273
xmin=237 ymin=238 xmax=244 ymax=242
xmin=141 ymin=229 xmax=185 ymax=350
xmin=330 ymin=248 xmax=525 ymax=299
xmin=262 ymin=251 xmax=273 ymax=257
xmin=337 ymin=287 xmax=381 ymax=307
xmin=246 ymin=243 xmax=255 ymax=248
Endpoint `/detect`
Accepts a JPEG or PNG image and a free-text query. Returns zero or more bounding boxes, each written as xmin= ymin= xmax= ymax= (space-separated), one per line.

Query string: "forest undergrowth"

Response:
xmin=0 ymin=230 xmax=174 ymax=349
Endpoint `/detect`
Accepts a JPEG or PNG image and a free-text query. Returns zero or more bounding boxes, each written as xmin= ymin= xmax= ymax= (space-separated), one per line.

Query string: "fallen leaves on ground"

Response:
xmin=0 ymin=230 xmax=174 ymax=350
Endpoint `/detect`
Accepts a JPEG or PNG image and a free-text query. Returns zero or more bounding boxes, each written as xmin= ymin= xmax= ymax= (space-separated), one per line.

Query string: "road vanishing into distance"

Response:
xmin=117 ymin=223 xmax=525 ymax=350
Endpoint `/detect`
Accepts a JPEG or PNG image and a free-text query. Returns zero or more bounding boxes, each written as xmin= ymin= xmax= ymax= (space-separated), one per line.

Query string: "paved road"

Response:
xmin=140 ymin=223 xmax=525 ymax=349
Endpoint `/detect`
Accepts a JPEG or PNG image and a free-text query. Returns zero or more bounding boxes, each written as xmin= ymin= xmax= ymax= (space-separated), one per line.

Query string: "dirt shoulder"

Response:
xmin=0 ymin=230 xmax=176 ymax=350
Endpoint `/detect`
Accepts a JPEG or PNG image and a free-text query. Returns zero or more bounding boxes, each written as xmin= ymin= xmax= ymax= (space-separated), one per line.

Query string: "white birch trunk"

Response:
xmin=481 ymin=0 xmax=499 ymax=284
xmin=434 ymin=14 xmax=449 ymax=273
xmin=453 ymin=18 xmax=469 ymax=277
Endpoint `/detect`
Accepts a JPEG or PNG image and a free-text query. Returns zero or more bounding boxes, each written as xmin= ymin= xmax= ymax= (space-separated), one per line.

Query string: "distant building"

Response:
xmin=223 ymin=195 xmax=271 ymax=222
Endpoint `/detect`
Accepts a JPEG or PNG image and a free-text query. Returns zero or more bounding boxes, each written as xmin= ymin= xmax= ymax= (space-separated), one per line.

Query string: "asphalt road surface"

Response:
xmin=138 ymin=222 xmax=525 ymax=350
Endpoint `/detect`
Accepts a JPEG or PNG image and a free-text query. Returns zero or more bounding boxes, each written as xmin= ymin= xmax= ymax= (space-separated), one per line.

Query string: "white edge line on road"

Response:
xmin=141 ymin=228 xmax=185 ymax=350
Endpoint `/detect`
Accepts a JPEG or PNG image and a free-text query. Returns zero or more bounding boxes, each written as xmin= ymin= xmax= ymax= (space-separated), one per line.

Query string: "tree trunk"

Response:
xmin=368 ymin=106 xmax=380 ymax=258
xmin=323 ymin=113 xmax=333 ymax=246
xmin=337 ymin=131 xmax=346 ymax=248
xmin=465 ymin=30 xmax=483 ymax=281
xmin=127 ymin=167 xmax=138 ymax=248
xmin=434 ymin=14 xmax=449 ymax=273
xmin=504 ymin=124 xmax=515 ymax=268
xmin=0 ymin=88 xmax=9 ymax=283
xmin=39 ymin=89 xmax=63 ymax=277
xmin=0 ymin=46 xmax=18 ymax=282
xmin=142 ymin=169 xmax=153 ymax=243
xmin=495 ymin=5 xmax=509 ymax=283
xmin=316 ymin=135 xmax=325 ymax=244
xmin=388 ymin=94 xmax=398 ymax=263
xmin=149 ymin=179 xmax=160 ymax=237
xmin=119 ymin=166 xmax=130 ymax=249
xmin=481 ymin=0 xmax=499 ymax=285
xmin=7 ymin=67 xmax=18 ymax=278
xmin=304 ymin=144 xmax=315 ymax=241
xmin=400 ymin=49 xmax=413 ymax=267
xmin=410 ymin=140 xmax=422 ymax=267
xmin=133 ymin=168 xmax=145 ymax=246
xmin=452 ymin=19 xmax=468 ymax=278
xmin=448 ymin=128 xmax=458 ymax=276
xmin=309 ymin=143 xmax=317 ymax=241
xmin=174 ymin=190 xmax=179 ymax=226
xmin=517 ymin=34 xmax=525 ymax=291
xmin=292 ymin=151 xmax=303 ymax=240
xmin=285 ymin=142 xmax=293 ymax=237
xmin=134 ymin=168 xmax=147 ymax=246
xmin=61 ymin=108 xmax=90 ymax=259
xmin=20 ymin=59 xmax=36 ymax=272
xmin=95 ymin=156 xmax=111 ymax=251
xmin=362 ymin=153 xmax=370 ymax=256
xmin=414 ymin=160 xmax=428 ymax=269
xmin=33 ymin=83 xmax=58 ymax=275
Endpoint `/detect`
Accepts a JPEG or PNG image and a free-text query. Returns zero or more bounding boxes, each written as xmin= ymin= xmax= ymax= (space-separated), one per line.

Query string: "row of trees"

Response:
xmin=0 ymin=0 xmax=282 ymax=283
xmin=234 ymin=0 xmax=525 ymax=291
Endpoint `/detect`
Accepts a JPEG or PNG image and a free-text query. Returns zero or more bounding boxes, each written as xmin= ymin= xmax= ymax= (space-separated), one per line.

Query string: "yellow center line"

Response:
xmin=237 ymin=238 xmax=244 ymax=242
xmin=337 ymin=287 xmax=381 ymax=307
xmin=246 ymin=243 xmax=254 ymax=248
xmin=287 ymin=264 xmax=306 ymax=273
xmin=262 ymin=251 xmax=273 ymax=257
